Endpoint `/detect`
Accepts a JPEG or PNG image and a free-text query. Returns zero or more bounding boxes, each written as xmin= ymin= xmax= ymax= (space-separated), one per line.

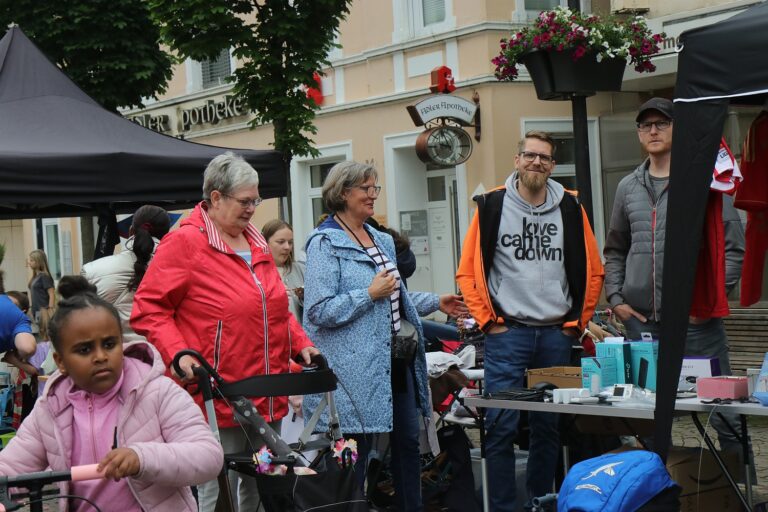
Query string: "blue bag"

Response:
xmin=557 ymin=450 xmax=680 ymax=512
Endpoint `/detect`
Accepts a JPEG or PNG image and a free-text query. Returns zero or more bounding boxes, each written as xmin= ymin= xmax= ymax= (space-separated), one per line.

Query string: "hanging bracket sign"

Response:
xmin=407 ymin=95 xmax=478 ymax=127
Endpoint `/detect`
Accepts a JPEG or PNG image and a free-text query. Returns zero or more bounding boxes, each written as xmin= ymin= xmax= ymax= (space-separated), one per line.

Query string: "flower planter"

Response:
xmin=521 ymin=49 xmax=626 ymax=101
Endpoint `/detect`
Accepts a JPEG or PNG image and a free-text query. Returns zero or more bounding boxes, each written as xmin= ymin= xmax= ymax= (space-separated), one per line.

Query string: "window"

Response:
xmin=525 ymin=0 xmax=559 ymax=10
xmin=422 ymin=0 xmax=446 ymax=26
xmin=200 ymin=48 xmax=232 ymax=89
xmin=309 ymin=163 xmax=335 ymax=226
xmin=37 ymin=219 xmax=63 ymax=280
xmin=515 ymin=0 xmax=567 ymax=21
xmin=392 ymin=0 xmax=455 ymax=42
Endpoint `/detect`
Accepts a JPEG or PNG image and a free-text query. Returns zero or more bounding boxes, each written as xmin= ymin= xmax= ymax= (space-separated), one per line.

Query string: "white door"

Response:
xmin=425 ymin=169 xmax=460 ymax=296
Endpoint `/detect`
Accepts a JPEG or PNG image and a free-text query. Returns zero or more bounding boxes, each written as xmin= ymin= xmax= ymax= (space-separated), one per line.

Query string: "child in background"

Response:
xmin=4 ymin=317 xmax=50 ymax=428
xmin=0 ymin=283 xmax=223 ymax=511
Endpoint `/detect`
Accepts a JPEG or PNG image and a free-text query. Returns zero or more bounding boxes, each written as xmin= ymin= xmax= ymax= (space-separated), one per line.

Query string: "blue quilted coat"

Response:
xmin=302 ymin=217 xmax=439 ymax=433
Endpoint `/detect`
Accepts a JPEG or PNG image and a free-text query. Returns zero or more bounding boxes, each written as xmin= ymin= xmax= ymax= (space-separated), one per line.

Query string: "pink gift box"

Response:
xmin=696 ymin=376 xmax=749 ymax=399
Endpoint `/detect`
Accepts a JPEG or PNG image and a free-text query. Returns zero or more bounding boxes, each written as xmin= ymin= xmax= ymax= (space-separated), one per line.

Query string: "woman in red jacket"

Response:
xmin=131 ymin=152 xmax=318 ymax=512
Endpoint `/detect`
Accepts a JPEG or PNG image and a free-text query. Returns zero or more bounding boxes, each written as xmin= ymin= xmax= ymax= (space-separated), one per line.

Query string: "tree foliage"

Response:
xmin=0 ymin=0 xmax=174 ymax=112
xmin=148 ymin=0 xmax=351 ymax=161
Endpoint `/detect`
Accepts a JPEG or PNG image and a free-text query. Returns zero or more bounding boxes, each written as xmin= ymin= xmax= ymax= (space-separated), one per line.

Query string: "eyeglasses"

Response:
xmin=354 ymin=185 xmax=382 ymax=198
xmin=221 ymin=193 xmax=262 ymax=208
xmin=637 ymin=120 xmax=672 ymax=132
xmin=519 ymin=151 xmax=554 ymax=165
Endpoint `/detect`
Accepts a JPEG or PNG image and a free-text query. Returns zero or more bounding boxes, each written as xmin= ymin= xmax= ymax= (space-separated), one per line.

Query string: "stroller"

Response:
xmin=171 ymin=350 xmax=368 ymax=512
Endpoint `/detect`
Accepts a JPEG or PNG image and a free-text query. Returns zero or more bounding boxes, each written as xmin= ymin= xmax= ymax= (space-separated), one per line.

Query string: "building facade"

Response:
xmin=2 ymin=0 xmax=762 ymax=301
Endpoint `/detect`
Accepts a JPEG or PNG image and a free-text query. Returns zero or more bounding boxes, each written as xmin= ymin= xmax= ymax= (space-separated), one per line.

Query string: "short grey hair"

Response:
xmin=322 ymin=161 xmax=378 ymax=212
xmin=202 ymin=152 xmax=260 ymax=201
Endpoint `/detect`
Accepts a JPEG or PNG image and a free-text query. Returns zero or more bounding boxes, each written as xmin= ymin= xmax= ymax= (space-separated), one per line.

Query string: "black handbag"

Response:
xmin=391 ymin=319 xmax=418 ymax=360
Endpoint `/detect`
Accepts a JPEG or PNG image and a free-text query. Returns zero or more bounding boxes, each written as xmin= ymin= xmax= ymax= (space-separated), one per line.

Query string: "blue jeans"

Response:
xmin=484 ymin=325 xmax=573 ymax=512
xmin=391 ymin=363 xmax=424 ymax=512
xmin=421 ymin=319 xmax=460 ymax=343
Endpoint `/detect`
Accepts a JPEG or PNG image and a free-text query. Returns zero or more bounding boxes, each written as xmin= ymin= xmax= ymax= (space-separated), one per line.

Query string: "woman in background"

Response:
xmin=27 ymin=250 xmax=54 ymax=338
xmin=82 ymin=205 xmax=171 ymax=342
xmin=262 ymin=219 xmax=305 ymax=322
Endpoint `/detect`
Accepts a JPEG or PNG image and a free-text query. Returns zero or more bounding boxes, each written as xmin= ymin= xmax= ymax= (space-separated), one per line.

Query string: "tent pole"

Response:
xmin=570 ymin=94 xmax=594 ymax=226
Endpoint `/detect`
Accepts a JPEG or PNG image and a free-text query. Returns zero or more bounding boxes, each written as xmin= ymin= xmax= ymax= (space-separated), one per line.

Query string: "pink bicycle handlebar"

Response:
xmin=0 ymin=464 xmax=105 ymax=511
xmin=70 ymin=464 xmax=103 ymax=482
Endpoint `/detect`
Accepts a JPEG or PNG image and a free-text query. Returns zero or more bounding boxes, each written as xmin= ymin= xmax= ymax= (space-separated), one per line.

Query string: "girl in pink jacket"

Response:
xmin=0 ymin=288 xmax=224 ymax=511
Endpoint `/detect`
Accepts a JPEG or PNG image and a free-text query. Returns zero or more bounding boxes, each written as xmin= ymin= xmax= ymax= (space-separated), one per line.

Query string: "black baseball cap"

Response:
xmin=636 ymin=97 xmax=674 ymax=122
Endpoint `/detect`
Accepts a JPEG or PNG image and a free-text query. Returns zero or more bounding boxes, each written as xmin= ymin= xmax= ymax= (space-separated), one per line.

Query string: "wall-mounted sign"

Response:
xmin=407 ymin=95 xmax=478 ymax=126
xmin=130 ymin=113 xmax=172 ymax=133
xmin=179 ymin=95 xmax=246 ymax=131
xmin=128 ymin=94 xmax=250 ymax=136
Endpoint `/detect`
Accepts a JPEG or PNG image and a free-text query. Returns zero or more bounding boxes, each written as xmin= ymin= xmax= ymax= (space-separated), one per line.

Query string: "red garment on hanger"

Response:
xmin=735 ymin=112 xmax=768 ymax=306
xmin=690 ymin=139 xmax=740 ymax=318
xmin=690 ymin=192 xmax=729 ymax=318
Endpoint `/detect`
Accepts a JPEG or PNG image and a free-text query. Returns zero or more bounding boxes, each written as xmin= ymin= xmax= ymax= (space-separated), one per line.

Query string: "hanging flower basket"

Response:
xmin=521 ymin=48 xmax=626 ymax=101
xmin=492 ymin=7 xmax=664 ymax=100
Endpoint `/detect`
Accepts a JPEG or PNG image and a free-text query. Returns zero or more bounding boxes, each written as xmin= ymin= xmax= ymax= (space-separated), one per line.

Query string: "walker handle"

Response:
xmin=171 ymin=349 xmax=224 ymax=385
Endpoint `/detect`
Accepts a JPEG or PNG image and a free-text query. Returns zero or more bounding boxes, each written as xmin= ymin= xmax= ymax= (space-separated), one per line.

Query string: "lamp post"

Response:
xmin=567 ymin=0 xmax=594 ymax=226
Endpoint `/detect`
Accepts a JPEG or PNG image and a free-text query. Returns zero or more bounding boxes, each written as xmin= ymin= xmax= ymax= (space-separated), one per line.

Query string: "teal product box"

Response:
xmin=596 ymin=341 xmax=632 ymax=384
xmin=630 ymin=341 xmax=659 ymax=391
xmin=581 ymin=357 xmax=617 ymax=390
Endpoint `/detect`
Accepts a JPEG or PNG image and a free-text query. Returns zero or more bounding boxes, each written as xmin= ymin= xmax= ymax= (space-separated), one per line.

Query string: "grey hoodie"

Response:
xmin=487 ymin=173 xmax=572 ymax=325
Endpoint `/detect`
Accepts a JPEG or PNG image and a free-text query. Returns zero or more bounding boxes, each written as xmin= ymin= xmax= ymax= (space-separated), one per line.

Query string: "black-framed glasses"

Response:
xmin=354 ymin=185 xmax=382 ymax=198
xmin=637 ymin=120 xmax=672 ymax=132
xmin=222 ymin=193 xmax=262 ymax=208
xmin=519 ymin=151 xmax=554 ymax=165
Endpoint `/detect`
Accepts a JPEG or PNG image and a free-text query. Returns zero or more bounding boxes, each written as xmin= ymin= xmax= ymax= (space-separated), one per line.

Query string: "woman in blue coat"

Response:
xmin=303 ymin=161 xmax=466 ymax=511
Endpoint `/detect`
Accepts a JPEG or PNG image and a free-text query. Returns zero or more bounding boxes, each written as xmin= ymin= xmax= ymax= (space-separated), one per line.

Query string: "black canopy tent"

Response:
xmin=0 ymin=26 xmax=286 ymax=219
xmin=656 ymin=1 xmax=768 ymax=466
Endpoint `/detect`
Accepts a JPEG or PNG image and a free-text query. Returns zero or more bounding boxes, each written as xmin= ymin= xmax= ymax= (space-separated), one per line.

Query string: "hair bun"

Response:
xmin=57 ymin=275 xmax=98 ymax=300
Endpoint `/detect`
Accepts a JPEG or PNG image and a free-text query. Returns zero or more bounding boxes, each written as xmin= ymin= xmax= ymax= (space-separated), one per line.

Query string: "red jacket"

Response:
xmin=131 ymin=203 xmax=313 ymax=427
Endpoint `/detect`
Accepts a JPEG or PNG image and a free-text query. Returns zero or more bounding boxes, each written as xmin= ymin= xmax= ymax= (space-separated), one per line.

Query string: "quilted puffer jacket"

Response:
xmin=0 ymin=341 xmax=223 ymax=511
xmin=82 ymin=237 xmax=161 ymax=343
xmin=604 ymin=160 xmax=744 ymax=321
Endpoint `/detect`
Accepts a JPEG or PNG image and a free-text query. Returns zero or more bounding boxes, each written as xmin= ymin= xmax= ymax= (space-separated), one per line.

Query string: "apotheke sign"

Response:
xmin=128 ymin=94 xmax=248 ymax=134
xmin=180 ymin=95 xmax=246 ymax=131
xmin=407 ymin=95 xmax=477 ymax=126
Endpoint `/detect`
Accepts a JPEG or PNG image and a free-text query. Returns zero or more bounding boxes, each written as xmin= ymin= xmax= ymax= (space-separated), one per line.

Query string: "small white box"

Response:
xmin=680 ymin=357 xmax=721 ymax=378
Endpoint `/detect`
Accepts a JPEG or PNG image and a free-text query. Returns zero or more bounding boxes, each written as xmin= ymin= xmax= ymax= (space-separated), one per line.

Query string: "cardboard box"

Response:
xmin=697 ymin=376 xmax=749 ymax=399
xmin=630 ymin=341 xmax=659 ymax=391
xmin=581 ymin=357 xmax=617 ymax=390
xmin=526 ymin=366 xmax=582 ymax=389
xmin=596 ymin=341 xmax=632 ymax=384
xmin=679 ymin=486 xmax=740 ymax=512
xmin=666 ymin=447 xmax=741 ymax=512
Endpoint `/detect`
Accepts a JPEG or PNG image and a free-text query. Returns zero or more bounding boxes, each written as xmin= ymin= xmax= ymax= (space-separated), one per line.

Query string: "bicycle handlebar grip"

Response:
xmin=70 ymin=464 xmax=103 ymax=482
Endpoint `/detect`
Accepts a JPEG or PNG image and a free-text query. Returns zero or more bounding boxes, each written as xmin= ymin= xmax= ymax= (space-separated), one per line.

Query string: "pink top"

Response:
xmin=67 ymin=370 xmax=141 ymax=512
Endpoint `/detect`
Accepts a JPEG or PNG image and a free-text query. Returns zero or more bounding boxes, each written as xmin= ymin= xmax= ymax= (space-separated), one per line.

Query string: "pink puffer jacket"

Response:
xmin=0 ymin=341 xmax=223 ymax=511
